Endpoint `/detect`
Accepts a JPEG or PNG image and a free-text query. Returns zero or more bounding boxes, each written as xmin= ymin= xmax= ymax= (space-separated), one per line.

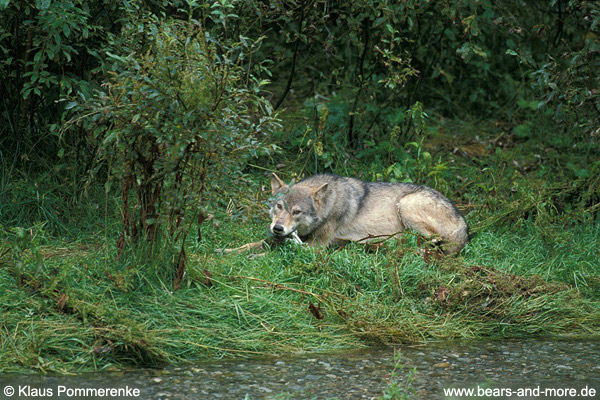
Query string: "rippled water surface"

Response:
xmin=1 ymin=338 xmax=599 ymax=399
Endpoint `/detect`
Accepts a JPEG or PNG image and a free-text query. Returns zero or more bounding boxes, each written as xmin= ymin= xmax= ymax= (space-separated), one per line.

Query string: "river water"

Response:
xmin=1 ymin=338 xmax=598 ymax=399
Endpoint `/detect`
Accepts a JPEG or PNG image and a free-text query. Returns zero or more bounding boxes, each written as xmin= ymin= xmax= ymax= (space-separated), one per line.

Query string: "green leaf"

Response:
xmin=106 ymin=52 xmax=127 ymax=64
xmin=517 ymin=99 xmax=539 ymax=110
xmin=513 ymin=123 xmax=532 ymax=138
xmin=102 ymin=131 xmax=117 ymax=145
xmin=36 ymin=0 xmax=50 ymax=10
xmin=472 ymin=45 xmax=488 ymax=58
xmin=0 ymin=0 xmax=10 ymax=9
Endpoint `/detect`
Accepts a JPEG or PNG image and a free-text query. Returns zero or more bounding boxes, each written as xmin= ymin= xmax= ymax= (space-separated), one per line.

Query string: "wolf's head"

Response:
xmin=269 ymin=173 xmax=328 ymax=240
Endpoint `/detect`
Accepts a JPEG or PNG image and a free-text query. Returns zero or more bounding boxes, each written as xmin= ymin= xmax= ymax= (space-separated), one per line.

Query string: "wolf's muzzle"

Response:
xmin=272 ymin=224 xmax=285 ymax=235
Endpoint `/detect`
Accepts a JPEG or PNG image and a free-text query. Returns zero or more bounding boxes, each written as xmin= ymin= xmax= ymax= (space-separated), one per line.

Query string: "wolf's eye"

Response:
xmin=292 ymin=209 xmax=302 ymax=216
xmin=275 ymin=203 xmax=283 ymax=210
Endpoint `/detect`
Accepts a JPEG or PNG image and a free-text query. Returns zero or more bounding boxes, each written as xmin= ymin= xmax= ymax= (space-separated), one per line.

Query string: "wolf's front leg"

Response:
xmin=304 ymin=223 xmax=336 ymax=246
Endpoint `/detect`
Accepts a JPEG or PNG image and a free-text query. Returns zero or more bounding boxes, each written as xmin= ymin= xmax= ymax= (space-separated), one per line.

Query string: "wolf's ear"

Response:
xmin=270 ymin=173 xmax=288 ymax=194
xmin=312 ymin=183 xmax=329 ymax=206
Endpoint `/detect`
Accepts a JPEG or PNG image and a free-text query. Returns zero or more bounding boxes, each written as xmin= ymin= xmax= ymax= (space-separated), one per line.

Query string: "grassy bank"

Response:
xmin=1 ymin=205 xmax=599 ymax=373
xmin=1 ymin=120 xmax=599 ymax=373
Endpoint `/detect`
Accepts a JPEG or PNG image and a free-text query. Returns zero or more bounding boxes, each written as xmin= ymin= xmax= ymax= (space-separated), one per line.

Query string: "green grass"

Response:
xmin=1 ymin=216 xmax=598 ymax=373
xmin=0 ymin=118 xmax=599 ymax=373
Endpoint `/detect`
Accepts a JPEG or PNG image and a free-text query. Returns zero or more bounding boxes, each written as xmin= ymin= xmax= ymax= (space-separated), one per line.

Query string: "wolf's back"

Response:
xmin=296 ymin=174 xmax=369 ymax=224
xmin=290 ymin=174 xmax=468 ymax=254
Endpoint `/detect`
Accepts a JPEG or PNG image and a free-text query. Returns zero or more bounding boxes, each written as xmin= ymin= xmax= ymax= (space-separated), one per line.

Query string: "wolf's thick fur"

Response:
xmin=269 ymin=173 xmax=469 ymax=255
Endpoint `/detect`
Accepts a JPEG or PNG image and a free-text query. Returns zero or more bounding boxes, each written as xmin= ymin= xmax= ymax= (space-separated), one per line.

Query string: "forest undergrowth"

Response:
xmin=1 ymin=119 xmax=598 ymax=373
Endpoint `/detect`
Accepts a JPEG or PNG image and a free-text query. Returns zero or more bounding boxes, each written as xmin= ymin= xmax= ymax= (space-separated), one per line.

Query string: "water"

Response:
xmin=1 ymin=338 xmax=598 ymax=399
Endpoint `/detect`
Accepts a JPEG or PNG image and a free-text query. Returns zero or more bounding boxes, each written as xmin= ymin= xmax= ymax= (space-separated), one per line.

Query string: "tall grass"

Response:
xmin=1 ymin=119 xmax=598 ymax=373
xmin=1 ymin=216 xmax=598 ymax=373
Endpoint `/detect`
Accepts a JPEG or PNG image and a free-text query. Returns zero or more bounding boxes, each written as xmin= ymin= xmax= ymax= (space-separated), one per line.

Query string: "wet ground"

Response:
xmin=1 ymin=338 xmax=598 ymax=399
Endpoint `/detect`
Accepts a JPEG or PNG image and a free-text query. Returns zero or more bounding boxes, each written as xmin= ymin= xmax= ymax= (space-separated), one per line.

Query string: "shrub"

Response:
xmin=71 ymin=12 xmax=277 ymax=286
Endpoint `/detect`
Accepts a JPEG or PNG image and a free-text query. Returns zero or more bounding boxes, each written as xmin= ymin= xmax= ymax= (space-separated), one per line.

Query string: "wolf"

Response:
xmin=268 ymin=173 xmax=469 ymax=255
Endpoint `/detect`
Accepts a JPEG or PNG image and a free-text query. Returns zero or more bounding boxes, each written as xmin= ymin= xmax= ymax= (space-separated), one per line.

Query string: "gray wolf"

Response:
xmin=268 ymin=173 xmax=469 ymax=255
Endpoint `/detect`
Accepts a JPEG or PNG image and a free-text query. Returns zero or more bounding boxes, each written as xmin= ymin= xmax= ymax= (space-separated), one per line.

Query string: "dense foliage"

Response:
xmin=2 ymin=0 xmax=599 ymax=165
xmin=0 ymin=0 xmax=599 ymax=375
xmin=2 ymin=0 xmax=599 ymax=279
xmin=73 ymin=11 xmax=277 ymax=282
